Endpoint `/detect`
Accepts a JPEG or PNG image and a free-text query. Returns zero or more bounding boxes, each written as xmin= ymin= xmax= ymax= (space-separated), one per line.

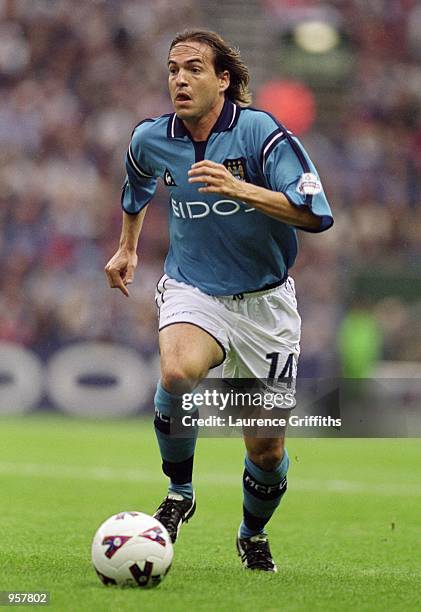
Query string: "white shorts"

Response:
xmin=155 ymin=275 xmax=301 ymax=380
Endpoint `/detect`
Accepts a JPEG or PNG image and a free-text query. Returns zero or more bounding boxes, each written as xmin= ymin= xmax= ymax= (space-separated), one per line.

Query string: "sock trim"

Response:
xmin=162 ymin=455 xmax=194 ymax=484
xmin=243 ymin=469 xmax=287 ymax=500
xmin=242 ymin=505 xmax=270 ymax=532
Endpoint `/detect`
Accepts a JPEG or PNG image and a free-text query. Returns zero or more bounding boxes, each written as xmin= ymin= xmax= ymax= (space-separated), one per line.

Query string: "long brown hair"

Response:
xmin=169 ymin=29 xmax=251 ymax=107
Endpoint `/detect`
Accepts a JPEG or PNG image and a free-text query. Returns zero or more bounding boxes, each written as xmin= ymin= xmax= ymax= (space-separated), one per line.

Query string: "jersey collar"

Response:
xmin=167 ymin=97 xmax=241 ymax=139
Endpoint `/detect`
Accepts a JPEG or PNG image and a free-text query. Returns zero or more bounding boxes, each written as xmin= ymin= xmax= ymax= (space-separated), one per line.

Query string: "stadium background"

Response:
xmin=1 ymin=0 xmax=421 ymax=417
xmin=1 ymin=2 xmax=420 ymax=610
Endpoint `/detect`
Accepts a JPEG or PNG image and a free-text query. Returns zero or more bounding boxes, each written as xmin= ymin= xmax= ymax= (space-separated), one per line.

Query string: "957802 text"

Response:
xmin=0 ymin=592 xmax=50 ymax=606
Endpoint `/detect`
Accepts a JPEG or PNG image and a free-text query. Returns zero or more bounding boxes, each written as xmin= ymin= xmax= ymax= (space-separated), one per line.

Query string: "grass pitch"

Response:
xmin=0 ymin=415 xmax=420 ymax=611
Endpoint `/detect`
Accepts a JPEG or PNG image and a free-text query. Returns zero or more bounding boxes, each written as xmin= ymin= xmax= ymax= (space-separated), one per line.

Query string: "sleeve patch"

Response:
xmin=296 ymin=173 xmax=322 ymax=196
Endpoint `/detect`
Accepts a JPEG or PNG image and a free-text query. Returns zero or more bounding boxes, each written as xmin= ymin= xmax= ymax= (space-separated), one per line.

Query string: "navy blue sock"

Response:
xmin=240 ymin=450 xmax=289 ymax=538
xmin=154 ymin=381 xmax=198 ymax=500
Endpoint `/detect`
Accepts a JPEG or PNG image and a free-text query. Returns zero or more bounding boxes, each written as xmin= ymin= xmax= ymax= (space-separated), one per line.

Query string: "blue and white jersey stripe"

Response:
xmin=127 ymin=143 xmax=154 ymax=178
xmin=261 ymin=128 xmax=286 ymax=173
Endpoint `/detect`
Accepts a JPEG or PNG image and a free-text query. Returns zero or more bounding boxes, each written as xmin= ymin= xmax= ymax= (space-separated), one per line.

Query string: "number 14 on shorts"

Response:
xmin=265 ymin=352 xmax=295 ymax=385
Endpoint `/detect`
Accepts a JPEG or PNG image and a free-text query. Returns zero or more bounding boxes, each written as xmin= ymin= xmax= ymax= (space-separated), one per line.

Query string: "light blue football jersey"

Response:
xmin=122 ymin=97 xmax=333 ymax=295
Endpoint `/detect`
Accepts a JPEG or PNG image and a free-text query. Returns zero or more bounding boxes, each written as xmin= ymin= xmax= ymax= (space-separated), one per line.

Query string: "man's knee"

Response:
xmin=161 ymin=363 xmax=206 ymax=395
xmin=247 ymin=440 xmax=285 ymax=471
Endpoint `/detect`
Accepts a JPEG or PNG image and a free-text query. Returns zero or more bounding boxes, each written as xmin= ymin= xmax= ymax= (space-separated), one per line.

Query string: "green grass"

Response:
xmin=0 ymin=415 xmax=420 ymax=611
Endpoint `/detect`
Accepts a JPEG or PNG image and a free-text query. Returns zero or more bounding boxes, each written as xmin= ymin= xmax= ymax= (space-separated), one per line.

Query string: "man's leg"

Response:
xmin=153 ymin=323 xmax=224 ymax=542
xmin=236 ymin=435 xmax=289 ymax=571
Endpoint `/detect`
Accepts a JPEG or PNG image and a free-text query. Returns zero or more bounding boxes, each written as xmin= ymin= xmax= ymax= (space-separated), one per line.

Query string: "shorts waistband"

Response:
xmin=229 ymin=276 xmax=288 ymax=300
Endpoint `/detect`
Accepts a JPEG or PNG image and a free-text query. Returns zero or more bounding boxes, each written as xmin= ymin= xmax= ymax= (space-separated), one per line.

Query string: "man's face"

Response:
xmin=168 ymin=41 xmax=229 ymax=122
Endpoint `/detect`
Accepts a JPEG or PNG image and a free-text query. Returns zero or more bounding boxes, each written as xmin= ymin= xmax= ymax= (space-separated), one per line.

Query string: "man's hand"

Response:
xmin=188 ymin=159 xmax=323 ymax=230
xmin=104 ymin=248 xmax=138 ymax=297
xmin=188 ymin=160 xmax=244 ymax=198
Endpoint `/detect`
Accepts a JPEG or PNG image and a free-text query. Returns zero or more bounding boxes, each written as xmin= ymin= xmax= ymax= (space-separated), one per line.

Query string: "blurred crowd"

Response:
xmin=0 ymin=0 xmax=420 ymax=374
xmin=293 ymin=0 xmax=421 ymax=373
xmin=0 ymin=0 xmax=197 ymax=359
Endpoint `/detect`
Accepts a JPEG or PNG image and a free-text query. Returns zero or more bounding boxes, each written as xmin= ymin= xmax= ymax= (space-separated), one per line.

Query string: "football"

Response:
xmin=92 ymin=511 xmax=173 ymax=588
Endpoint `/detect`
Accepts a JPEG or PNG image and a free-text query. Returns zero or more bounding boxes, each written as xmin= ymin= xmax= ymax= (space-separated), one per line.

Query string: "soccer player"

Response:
xmin=105 ymin=29 xmax=333 ymax=572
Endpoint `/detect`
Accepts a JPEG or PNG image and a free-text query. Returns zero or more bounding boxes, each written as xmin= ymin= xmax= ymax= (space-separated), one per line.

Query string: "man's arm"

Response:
xmin=188 ymin=160 xmax=323 ymax=231
xmin=104 ymin=207 xmax=148 ymax=297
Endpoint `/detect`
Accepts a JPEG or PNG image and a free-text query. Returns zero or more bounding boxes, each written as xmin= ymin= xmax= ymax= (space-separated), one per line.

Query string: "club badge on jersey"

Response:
xmin=223 ymin=157 xmax=249 ymax=182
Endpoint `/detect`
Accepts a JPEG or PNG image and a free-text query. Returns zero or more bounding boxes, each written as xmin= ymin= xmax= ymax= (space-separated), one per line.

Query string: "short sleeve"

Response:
xmin=263 ymin=134 xmax=333 ymax=233
xmin=249 ymin=110 xmax=333 ymax=233
xmin=121 ymin=122 xmax=158 ymax=215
